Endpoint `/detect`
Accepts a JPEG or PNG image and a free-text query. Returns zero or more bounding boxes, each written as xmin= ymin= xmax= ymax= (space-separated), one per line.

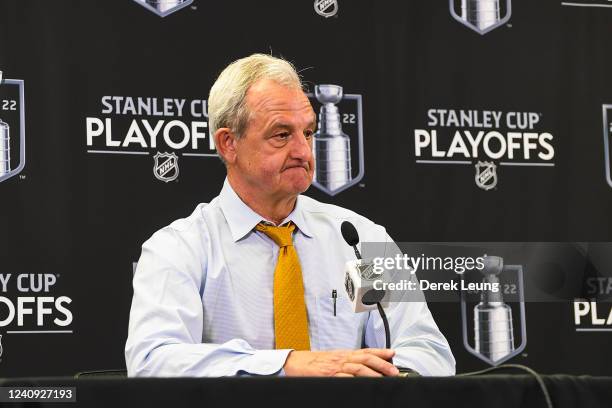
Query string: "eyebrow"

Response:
xmin=269 ymin=120 xmax=317 ymax=132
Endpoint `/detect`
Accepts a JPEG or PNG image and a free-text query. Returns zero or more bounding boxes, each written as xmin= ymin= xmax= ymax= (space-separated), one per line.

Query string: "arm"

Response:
xmin=364 ymin=296 xmax=456 ymax=376
xmin=362 ymin=232 xmax=456 ymax=376
xmin=124 ymin=226 xmax=291 ymax=377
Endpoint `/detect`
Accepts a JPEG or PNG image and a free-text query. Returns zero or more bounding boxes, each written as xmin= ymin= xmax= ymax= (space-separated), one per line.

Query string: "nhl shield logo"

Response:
xmin=314 ymin=0 xmax=339 ymax=18
xmin=449 ymin=0 xmax=512 ymax=35
xmin=132 ymin=0 xmax=193 ymax=17
xmin=475 ymin=161 xmax=497 ymax=190
xmin=153 ymin=152 xmax=179 ymax=182
xmin=307 ymin=84 xmax=364 ymax=196
xmin=0 ymin=71 xmax=26 ymax=184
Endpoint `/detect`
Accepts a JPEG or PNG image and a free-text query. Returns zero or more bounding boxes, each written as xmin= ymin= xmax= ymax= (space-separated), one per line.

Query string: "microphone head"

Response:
xmin=341 ymin=221 xmax=360 ymax=247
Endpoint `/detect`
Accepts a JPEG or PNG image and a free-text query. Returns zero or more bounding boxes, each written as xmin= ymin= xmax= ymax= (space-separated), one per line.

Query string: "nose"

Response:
xmin=289 ymin=132 xmax=313 ymax=162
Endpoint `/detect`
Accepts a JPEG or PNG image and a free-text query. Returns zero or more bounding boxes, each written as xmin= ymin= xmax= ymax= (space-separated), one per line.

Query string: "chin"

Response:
xmin=286 ymin=179 xmax=311 ymax=195
xmin=289 ymin=182 xmax=309 ymax=194
xmin=297 ymin=182 xmax=311 ymax=194
xmin=280 ymin=172 xmax=312 ymax=194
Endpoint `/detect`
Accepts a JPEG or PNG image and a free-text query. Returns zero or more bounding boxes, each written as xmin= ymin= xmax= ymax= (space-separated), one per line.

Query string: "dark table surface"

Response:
xmin=0 ymin=374 xmax=611 ymax=408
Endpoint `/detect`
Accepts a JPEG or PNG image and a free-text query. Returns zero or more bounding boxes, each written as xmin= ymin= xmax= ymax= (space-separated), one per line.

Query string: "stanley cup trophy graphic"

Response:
xmin=449 ymin=0 xmax=511 ymax=35
xmin=473 ymin=256 xmax=515 ymax=362
xmin=142 ymin=0 xmax=187 ymax=13
xmin=461 ymin=0 xmax=500 ymax=31
xmin=461 ymin=255 xmax=527 ymax=366
xmin=133 ymin=0 xmax=193 ymax=17
xmin=0 ymin=119 xmax=9 ymax=177
xmin=0 ymin=69 xmax=6 ymax=177
xmin=0 ymin=69 xmax=26 ymax=184
xmin=313 ymin=85 xmax=352 ymax=193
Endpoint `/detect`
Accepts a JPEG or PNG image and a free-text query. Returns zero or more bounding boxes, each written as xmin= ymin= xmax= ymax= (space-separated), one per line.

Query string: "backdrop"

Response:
xmin=0 ymin=0 xmax=611 ymax=377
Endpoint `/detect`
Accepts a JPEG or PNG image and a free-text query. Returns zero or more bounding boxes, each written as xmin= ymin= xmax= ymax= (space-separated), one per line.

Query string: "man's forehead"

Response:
xmin=246 ymin=79 xmax=314 ymax=115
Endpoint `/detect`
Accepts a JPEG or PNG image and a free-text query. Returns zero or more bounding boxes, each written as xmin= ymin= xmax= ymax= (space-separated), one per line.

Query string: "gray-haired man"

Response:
xmin=125 ymin=54 xmax=455 ymax=377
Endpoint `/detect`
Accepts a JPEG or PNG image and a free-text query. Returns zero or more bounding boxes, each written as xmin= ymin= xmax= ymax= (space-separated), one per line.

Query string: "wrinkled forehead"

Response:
xmin=246 ymin=79 xmax=315 ymax=118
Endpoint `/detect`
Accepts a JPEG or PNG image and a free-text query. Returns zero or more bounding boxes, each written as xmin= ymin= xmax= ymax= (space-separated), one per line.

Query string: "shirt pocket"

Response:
xmin=313 ymin=295 xmax=365 ymax=350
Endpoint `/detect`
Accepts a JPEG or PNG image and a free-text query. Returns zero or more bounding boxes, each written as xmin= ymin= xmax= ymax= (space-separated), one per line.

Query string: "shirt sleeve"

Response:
xmin=362 ymin=232 xmax=456 ymax=377
xmin=125 ymin=226 xmax=292 ymax=377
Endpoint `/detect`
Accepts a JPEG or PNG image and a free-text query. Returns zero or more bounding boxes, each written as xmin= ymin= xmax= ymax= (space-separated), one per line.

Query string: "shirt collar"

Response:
xmin=219 ymin=178 xmax=313 ymax=242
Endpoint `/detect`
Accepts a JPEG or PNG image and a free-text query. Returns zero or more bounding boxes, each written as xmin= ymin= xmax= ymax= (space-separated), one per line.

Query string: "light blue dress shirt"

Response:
xmin=125 ymin=179 xmax=455 ymax=377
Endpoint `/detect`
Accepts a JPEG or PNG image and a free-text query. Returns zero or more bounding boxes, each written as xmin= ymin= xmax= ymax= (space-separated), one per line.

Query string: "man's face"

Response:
xmin=231 ymin=79 xmax=316 ymax=199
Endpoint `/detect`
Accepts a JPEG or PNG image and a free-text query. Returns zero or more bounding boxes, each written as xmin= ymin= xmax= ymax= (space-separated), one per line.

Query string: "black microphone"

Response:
xmin=340 ymin=221 xmax=392 ymax=354
xmin=341 ymin=221 xmax=362 ymax=260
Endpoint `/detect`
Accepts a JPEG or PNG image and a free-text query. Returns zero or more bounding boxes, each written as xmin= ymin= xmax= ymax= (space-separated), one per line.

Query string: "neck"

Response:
xmin=227 ymin=173 xmax=297 ymax=225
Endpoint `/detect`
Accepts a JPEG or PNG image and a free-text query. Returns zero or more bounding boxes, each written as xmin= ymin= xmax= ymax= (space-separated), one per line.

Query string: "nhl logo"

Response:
xmin=314 ymin=0 xmax=338 ymax=18
xmin=153 ymin=152 xmax=179 ymax=182
xmin=474 ymin=161 xmax=497 ymax=190
xmin=344 ymin=272 xmax=355 ymax=301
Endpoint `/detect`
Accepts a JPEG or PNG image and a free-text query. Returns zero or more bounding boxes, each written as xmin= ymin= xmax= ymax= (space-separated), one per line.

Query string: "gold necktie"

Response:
xmin=256 ymin=222 xmax=311 ymax=350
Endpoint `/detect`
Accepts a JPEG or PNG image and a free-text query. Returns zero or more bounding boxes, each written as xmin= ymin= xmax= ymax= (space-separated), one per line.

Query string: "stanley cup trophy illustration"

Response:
xmin=449 ymin=0 xmax=511 ymax=35
xmin=0 ymin=69 xmax=26 ymax=184
xmin=0 ymin=119 xmax=9 ymax=177
xmin=473 ymin=256 xmax=515 ymax=362
xmin=313 ymin=85 xmax=352 ymax=193
xmin=133 ymin=0 xmax=193 ymax=17
xmin=460 ymin=0 xmax=501 ymax=31
xmin=0 ymin=69 xmax=6 ymax=177
xmin=461 ymin=255 xmax=527 ymax=366
xmin=141 ymin=0 xmax=187 ymax=13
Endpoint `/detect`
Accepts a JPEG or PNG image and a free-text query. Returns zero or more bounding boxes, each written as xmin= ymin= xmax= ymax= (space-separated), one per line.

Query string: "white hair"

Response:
xmin=208 ymin=54 xmax=305 ymax=146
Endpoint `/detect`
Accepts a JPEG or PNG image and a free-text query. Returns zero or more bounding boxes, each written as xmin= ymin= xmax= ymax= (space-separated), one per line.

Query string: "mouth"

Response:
xmin=284 ymin=164 xmax=309 ymax=172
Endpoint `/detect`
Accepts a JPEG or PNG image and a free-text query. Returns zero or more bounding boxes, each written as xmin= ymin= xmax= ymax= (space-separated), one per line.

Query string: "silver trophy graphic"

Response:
xmin=313 ymin=85 xmax=352 ymax=193
xmin=132 ymin=0 xmax=193 ymax=17
xmin=449 ymin=0 xmax=512 ymax=35
xmin=0 ymin=70 xmax=5 ymax=177
xmin=461 ymin=0 xmax=500 ymax=31
xmin=0 ymin=119 xmax=9 ymax=176
xmin=474 ymin=256 xmax=515 ymax=362
xmin=603 ymin=104 xmax=612 ymax=188
xmin=0 ymin=70 xmax=26 ymax=184
xmin=461 ymin=255 xmax=527 ymax=366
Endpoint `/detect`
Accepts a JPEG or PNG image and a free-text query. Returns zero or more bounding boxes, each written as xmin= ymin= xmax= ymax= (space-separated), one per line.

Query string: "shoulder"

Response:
xmin=299 ymin=195 xmax=389 ymax=242
xmin=144 ymin=198 xmax=220 ymax=250
xmin=300 ymin=194 xmax=373 ymax=223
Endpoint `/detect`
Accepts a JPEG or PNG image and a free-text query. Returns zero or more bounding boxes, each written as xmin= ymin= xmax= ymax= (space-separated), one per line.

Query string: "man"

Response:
xmin=125 ymin=54 xmax=455 ymax=377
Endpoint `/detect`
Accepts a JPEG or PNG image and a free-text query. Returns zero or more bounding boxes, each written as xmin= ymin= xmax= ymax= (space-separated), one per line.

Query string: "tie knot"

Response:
xmin=256 ymin=222 xmax=296 ymax=248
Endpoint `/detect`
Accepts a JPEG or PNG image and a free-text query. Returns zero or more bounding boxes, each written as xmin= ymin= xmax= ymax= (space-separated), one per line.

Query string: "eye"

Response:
xmin=270 ymin=132 xmax=291 ymax=147
xmin=304 ymin=129 xmax=314 ymax=139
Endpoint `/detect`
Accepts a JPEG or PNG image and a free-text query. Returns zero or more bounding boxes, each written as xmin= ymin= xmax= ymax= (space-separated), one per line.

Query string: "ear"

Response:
xmin=214 ymin=128 xmax=239 ymax=164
